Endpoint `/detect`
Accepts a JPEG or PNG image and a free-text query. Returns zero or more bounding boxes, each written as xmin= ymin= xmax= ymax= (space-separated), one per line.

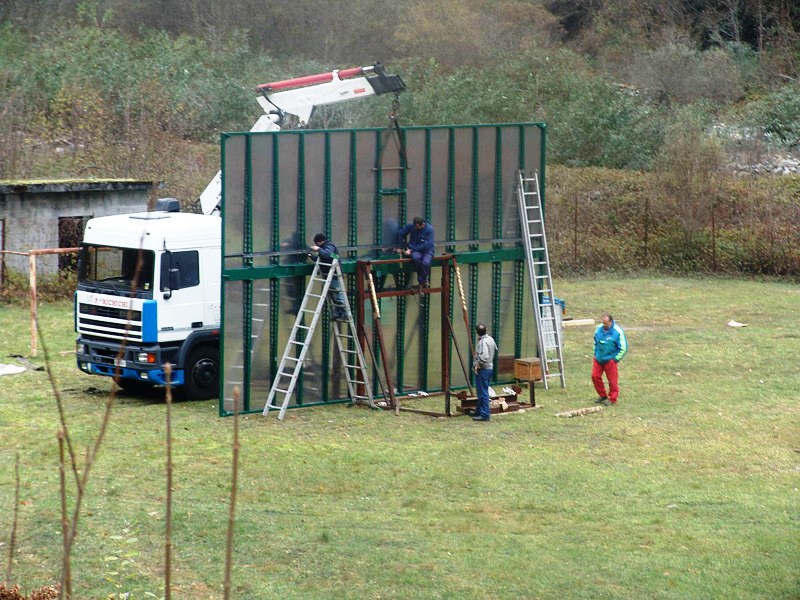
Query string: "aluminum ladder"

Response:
xmin=263 ymin=258 xmax=374 ymax=419
xmin=516 ymin=169 xmax=566 ymax=389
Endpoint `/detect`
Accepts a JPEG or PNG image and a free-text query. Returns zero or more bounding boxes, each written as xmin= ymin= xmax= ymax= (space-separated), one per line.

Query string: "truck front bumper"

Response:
xmin=78 ymin=361 xmax=185 ymax=386
xmin=75 ymin=338 xmax=184 ymax=386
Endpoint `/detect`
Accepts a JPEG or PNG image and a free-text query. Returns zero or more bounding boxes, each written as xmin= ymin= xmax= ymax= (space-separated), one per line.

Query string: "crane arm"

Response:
xmin=256 ymin=63 xmax=405 ymax=126
xmin=200 ymin=63 xmax=404 ymax=215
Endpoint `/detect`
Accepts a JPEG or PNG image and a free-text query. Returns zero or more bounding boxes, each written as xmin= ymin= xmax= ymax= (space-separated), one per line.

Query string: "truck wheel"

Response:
xmin=184 ymin=346 xmax=220 ymax=400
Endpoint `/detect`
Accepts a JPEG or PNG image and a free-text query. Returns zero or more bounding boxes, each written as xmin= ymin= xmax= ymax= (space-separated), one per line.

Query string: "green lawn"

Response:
xmin=1 ymin=276 xmax=798 ymax=599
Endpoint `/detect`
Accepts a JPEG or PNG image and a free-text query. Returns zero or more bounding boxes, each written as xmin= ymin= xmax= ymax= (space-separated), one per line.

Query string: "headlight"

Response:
xmin=76 ymin=343 xmax=86 ymax=355
xmin=137 ymin=352 xmax=157 ymax=364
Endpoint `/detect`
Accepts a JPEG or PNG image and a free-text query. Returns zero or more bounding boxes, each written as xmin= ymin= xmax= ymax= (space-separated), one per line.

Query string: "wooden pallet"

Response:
xmin=454 ymin=386 xmax=531 ymax=415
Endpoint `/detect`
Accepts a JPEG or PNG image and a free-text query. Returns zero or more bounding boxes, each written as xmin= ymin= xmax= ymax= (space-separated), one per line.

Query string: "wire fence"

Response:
xmin=546 ymin=175 xmax=800 ymax=277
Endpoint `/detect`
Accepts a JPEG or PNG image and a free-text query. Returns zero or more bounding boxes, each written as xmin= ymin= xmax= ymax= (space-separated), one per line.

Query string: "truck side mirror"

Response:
xmin=161 ymin=251 xmax=181 ymax=299
xmin=164 ymin=268 xmax=181 ymax=299
xmin=169 ymin=268 xmax=181 ymax=288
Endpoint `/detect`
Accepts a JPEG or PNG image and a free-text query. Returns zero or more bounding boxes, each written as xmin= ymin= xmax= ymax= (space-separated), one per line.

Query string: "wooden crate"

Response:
xmin=514 ymin=358 xmax=543 ymax=382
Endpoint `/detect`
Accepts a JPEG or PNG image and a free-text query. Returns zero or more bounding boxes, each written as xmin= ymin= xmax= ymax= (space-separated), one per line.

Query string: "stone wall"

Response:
xmin=0 ymin=180 xmax=154 ymax=275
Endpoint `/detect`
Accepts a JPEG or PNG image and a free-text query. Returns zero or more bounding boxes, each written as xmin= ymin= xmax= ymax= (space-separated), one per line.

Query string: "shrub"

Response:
xmin=546 ymin=78 xmax=666 ymax=169
xmin=546 ymin=166 xmax=800 ymax=279
xmin=0 ymin=269 xmax=78 ymax=304
xmin=743 ymin=82 xmax=800 ymax=149
xmin=629 ymin=42 xmax=744 ymax=105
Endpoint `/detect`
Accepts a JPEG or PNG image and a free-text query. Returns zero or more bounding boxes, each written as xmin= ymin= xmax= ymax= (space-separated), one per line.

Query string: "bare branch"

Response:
xmin=58 ymin=431 xmax=72 ymax=599
xmin=5 ymin=452 xmax=20 ymax=585
xmin=35 ymin=319 xmax=81 ymax=488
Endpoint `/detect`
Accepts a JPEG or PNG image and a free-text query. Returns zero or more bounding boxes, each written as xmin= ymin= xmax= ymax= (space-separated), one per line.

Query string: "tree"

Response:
xmin=395 ymin=0 xmax=562 ymax=68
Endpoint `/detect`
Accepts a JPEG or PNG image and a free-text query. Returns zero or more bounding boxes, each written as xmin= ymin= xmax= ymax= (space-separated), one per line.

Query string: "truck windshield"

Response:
xmin=78 ymin=245 xmax=155 ymax=297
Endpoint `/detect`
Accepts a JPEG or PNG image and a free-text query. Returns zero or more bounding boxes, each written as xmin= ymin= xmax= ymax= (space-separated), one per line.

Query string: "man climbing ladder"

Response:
xmin=311 ymin=233 xmax=349 ymax=321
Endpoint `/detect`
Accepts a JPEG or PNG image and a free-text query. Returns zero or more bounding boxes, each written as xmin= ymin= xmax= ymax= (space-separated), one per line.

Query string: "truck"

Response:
xmin=74 ymin=64 xmax=405 ymax=399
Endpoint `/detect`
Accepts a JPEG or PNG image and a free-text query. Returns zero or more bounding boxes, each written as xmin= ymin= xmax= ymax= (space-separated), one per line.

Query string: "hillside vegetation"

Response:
xmin=1 ymin=1 xmax=800 ymax=277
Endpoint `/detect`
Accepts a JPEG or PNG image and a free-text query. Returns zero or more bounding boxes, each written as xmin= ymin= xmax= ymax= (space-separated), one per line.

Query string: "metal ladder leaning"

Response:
xmin=516 ymin=169 xmax=566 ymax=389
xmin=263 ymin=258 xmax=375 ymax=419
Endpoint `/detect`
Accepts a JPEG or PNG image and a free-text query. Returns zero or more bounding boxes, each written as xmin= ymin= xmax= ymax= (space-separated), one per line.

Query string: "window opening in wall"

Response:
xmin=59 ymin=215 xmax=91 ymax=273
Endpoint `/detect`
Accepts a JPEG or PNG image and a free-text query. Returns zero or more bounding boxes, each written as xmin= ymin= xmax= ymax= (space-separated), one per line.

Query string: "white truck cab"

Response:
xmin=75 ymin=201 xmax=221 ymax=399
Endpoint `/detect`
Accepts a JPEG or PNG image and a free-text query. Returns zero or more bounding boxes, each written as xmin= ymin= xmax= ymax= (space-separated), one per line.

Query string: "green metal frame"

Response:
xmin=219 ymin=122 xmax=546 ymax=416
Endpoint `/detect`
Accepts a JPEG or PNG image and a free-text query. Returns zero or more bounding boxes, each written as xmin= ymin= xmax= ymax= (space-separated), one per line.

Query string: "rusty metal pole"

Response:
xmin=367 ymin=270 xmax=397 ymax=414
xmin=29 ymin=253 xmax=37 ymax=357
xmin=22 ymin=248 xmax=79 ymax=358
xmin=444 ymin=313 xmax=473 ymax=396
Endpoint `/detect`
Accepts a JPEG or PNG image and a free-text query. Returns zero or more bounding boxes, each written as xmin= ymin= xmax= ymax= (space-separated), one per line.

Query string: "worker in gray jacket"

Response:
xmin=472 ymin=323 xmax=498 ymax=421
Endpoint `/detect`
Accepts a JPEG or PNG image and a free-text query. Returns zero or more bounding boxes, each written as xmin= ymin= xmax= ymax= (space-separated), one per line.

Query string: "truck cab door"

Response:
xmin=159 ymin=250 xmax=206 ymax=340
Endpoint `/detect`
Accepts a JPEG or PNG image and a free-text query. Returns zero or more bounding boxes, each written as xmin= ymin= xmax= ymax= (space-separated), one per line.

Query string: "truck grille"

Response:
xmin=79 ymin=304 xmax=142 ymax=321
xmin=77 ymin=303 xmax=143 ymax=342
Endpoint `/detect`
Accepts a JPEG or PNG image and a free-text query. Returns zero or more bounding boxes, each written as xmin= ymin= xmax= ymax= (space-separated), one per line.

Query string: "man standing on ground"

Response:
xmin=395 ymin=216 xmax=435 ymax=290
xmin=472 ymin=323 xmax=497 ymax=421
xmin=311 ymin=233 xmax=349 ymax=322
xmin=592 ymin=313 xmax=627 ymax=405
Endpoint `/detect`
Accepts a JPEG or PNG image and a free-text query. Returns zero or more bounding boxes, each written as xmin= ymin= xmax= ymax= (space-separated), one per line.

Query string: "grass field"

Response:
xmin=1 ymin=276 xmax=799 ymax=599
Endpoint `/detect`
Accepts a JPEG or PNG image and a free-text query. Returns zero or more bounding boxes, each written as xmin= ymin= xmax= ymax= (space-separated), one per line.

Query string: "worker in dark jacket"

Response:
xmin=395 ymin=216 xmax=435 ymax=289
xmin=311 ymin=233 xmax=349 ymax=322
xmin=592 ymin=313 xmax=627 ymax=405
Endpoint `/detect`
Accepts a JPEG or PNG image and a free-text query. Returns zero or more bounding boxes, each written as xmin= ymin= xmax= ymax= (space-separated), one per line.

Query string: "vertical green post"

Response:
xmin=493 ymin=127 xmax=504 ymax=248
xmin=295 ymin=134 xmax=308 ymax=406
xmin=324 ymin=132 xmax=332 ymax=238
xmin=348 ymin=132 xmax=361 ymax=399
xmin=468 ymin=131 xmax=478 ymax=338
xmin=514 ymin=122 xmax=526 ymax=358
xmin=491 ymin=128 xmax=504 ymax=373
xmin=219 ymin=135 xmax=228 ymax=417
xmin=446 ymin=128 xmax=456 ymax=253
xmin=470 ymin=127 xmax=480 ymax=249
xmin=348 ymin=131 xmax=358 ymax=252
xmin=514 ymin=261 xmax=524 ymax=358
xmin=467 ymin=127 xmax=479 ymax=369
xmin=321 ymin=132 xmax=332 ymax=403
xmin=241 ymin=135 xmax=254 ymax=411
xmin=373 ymin=129 xmax=384 ymax=249
xmin=268 ymin=134 xmax=281 ymax=401
xmin=539 ymin=124 xmax=547 ymax=213
xmin=423 ymin=129 xmax=432 ymax=222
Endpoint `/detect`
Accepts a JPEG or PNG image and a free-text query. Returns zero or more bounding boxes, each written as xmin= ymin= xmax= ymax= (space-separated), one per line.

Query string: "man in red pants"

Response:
xmin=592 ymin=313 xmax=628 ymax=406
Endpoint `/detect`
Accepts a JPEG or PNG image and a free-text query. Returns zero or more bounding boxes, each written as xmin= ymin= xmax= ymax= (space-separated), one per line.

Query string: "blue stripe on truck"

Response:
xmin=142 ymin=300 xmax=157 ymax=343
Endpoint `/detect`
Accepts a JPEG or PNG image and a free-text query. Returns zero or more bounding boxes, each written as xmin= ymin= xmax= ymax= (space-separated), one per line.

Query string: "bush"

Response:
xmin=351 ymin=51 xmax=669 ymax=170
xmin=0 ymin=269 xmax=78 ymax=304
xmin=629 ymin=42 xmax=744 ymax=105
xmin=547 ymin=79 xmax=666 ymax=169
xmin=547 ymin=166 xmax=800 ymax=279
xmin=743 ymin=82 xmax=800 ymax=149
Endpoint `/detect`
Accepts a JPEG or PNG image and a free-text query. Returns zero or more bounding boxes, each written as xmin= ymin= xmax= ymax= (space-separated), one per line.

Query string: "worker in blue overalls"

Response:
xmin=395 ymin=216 xmax=435 ymax=290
